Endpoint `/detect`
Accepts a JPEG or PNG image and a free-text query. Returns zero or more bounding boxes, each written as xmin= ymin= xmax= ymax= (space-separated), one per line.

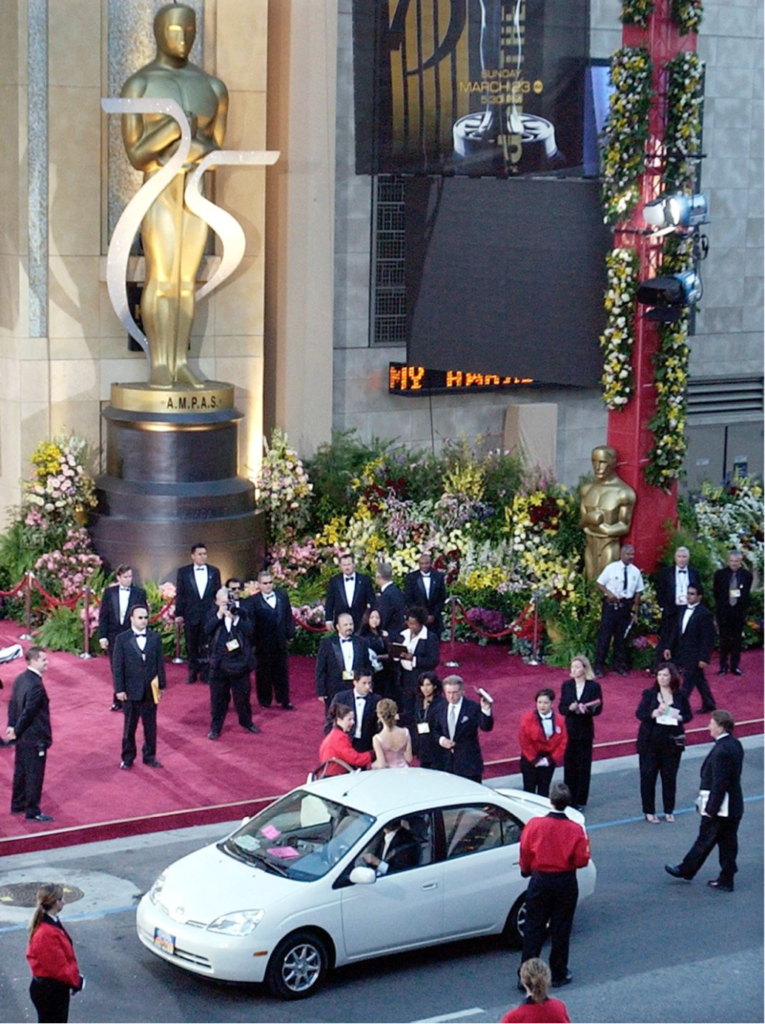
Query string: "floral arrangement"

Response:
xmin=25 ymin=435 xmax=97 ymax=532
xmin=601 ymin=47 xmax=654 ymax=223
xmin=663 ymin=52 xmax=705 ymax=193
xmin=693 ymin=478 xmax=764 ymax=573
xmin=256 ymin=429 xmax=313 ymax=543
xmin=670 ymin=0 xmax=703 ymax=34
xmin=599 ymin=248 xmax=640 ymax=409
xmin=644 ymin=234 xmax=694 ymax=488
xmin=621 ymin=0 xmax=655 ymax=27
xmin=34 ymin=527 xmax=103 ymax=600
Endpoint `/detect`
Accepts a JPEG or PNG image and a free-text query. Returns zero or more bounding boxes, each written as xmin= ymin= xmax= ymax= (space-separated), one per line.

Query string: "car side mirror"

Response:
xmin=349 ymin=866 xmax=376 ymax=886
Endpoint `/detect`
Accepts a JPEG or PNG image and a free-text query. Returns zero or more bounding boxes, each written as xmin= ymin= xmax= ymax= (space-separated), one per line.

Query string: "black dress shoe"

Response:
xmin=551 ymin=970 xmax=573 ymax=988
xmin=26 ymin=813 xmax=54 ymax=822
xmin=593 ymin=668 xmax=604 ymax=679
xmin=615 ymin=667 xmax=629 ymax=677
xmin=208 ymin=730 xmax=220 ymax=740
xmin=244 ymin=724 xmax=261 ymax=734
xmin=280 ymin=703 xmax=295 ymax=711
xmin=707 ymin=879 xmax=734 ymax=892
xmin=120 ymin=760 xmax=133 ymax=770
xmin=699 ymin=705 xmax=717 ymax=713
xmin=143 ymin=757 xmax=163 ymax=768
xmin=732 ymin=668 xmax=743 ymax=676
xmin=717 ymin=667 xmax=728 ymax=676
xmin=187 ymin=674 xmax=197 ymax=685
xmin=110 ymin=702 xmax=123 ymax=712
xmin=665 ymin=864 xmax=691 ymax=880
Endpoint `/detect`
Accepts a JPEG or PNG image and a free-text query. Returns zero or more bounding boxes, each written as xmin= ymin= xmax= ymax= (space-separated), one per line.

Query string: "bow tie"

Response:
xmin=120 ymin=587 xmax=130 ymax=592
xmin=134 ymin=632 xmax=146 ymax=637
xmin=540 ymin=714 xmax=552 ymax=720
xmin=421 ymin=572 xmax=431 ymax=577
xmin=344 ymin=576 xmax=355 ymax=582
xmin=195 ymin=566 xmax=206 ymax=572
xmin=678 ymin=569 xmax=687 ymax=574
xmin=341 ymin=638 xmax=352 ymax=644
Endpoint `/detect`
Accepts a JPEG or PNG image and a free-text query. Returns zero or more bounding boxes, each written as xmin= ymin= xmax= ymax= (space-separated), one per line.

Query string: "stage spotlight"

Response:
xmin=636 ymin=269 xmax=703 ymax=322
xmin=643 ymin=193 xmax=709 ymax=230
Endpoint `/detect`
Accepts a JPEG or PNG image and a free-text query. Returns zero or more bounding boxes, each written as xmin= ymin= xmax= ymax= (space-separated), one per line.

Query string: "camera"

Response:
xmin=225 ymin=588 xmax=240 ymax=610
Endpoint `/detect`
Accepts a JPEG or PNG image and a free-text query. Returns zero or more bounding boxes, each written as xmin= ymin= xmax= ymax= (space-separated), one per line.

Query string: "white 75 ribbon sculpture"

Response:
xmin=102 ymin=97 xmax=279 ymax=358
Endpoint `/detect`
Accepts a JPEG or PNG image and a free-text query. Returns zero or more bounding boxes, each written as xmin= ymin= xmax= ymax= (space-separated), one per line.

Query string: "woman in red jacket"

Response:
xmin=518 ymin=688 xmax=567 ymax=798
xmin=318 ymin=704 xmax=373 ymax=775
xmin=501 ymin=959 xmax=570 ymax=1023
xmin=26 ymin=884 xmax=84 ymax=1023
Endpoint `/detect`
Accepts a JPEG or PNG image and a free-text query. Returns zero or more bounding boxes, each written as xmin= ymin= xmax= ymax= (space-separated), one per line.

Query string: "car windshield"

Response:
xmin=223 ymin=790 xmax=375 ymax=882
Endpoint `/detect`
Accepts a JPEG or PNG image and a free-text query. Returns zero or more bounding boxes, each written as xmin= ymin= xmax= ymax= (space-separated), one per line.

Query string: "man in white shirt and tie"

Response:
xmin=329 ymin=671 xmax=380 ymax=754
xmin=315 ymin=613 xmax=371 ymax=703
xmin=593 ymin=545 xmax=644 ymax=678
xmin=404 ymin=551 xmax=447 ymax=634
xmin=665 ymin=583 xmax=717 ymax=712
xmin=97 ymin=564 xmax=147 ymax=711
xmin=655 ymin=547 xmax=701 ymax=668
xmin=324 ymin=554 xmax=375 ymax=632
xmin=113 ymin=605 xmax=166 ymax=769
xmin=434 ymin=675 xmax=493 ymax=782
xmin=174 ymin=543 xmax=222 ymax=684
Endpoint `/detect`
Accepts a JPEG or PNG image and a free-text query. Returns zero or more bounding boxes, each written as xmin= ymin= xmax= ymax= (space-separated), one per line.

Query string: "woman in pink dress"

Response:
xmin=372 ymin=699 xmax=412 ymax=769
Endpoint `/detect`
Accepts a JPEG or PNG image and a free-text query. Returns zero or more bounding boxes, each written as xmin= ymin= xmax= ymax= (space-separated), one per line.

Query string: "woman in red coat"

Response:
xmin=518 ymin=688 xmax=567 ymax=798
xmin=26 ymin=884 xmax=84 ymax=1023
xmin=502 ymin=958 xmax=570 ymax=1023
xmin=318 ymin=703 xmax=373 ymax=775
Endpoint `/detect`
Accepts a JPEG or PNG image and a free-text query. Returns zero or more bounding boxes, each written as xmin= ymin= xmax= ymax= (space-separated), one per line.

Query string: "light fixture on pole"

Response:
xmin=636 ymin=269 xmax=704 ymax=322
xmin=643 ymin=192 xmax=709 ymax=231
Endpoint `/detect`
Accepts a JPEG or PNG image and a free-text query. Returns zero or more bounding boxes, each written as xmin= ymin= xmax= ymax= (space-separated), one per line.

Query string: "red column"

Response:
xmin=606 ymin=2 xmax=697 ymax=573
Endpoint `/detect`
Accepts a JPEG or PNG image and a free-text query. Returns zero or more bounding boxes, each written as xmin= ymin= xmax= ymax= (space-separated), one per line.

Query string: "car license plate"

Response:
xmin=153 ymin=927 xmax=176 ymax=954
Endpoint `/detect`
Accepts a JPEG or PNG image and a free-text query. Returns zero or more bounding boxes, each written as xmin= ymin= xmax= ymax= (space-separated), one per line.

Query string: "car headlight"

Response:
xmin=207 ymin=910 xmax=265 ymax=936
xmin=149 ymin=871 xmax=167 ymax=906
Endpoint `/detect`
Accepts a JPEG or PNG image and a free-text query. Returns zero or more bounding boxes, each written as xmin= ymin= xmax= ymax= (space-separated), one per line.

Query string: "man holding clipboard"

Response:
xmin=665 ymin=710 xmax=744 ymax=892
xmin=113 ymin=605 xmax=166 ymax=770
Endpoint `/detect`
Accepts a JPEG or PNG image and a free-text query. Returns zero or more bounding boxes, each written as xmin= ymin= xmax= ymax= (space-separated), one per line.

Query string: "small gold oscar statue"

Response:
xmin=579 ymin=446 xmax=636 ymax=580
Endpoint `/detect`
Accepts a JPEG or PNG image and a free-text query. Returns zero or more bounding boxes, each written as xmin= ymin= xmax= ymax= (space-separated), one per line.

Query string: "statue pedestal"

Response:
xmin=89 ymin=384 xmax=262 ymax=584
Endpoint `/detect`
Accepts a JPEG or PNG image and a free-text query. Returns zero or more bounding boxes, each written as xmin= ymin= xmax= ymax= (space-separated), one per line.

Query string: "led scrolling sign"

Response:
xmin=389 ymin=363 xmax=534 ymax=394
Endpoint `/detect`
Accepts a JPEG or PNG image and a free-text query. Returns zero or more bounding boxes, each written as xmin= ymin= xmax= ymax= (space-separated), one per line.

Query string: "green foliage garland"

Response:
xmin=670 ymin=0 xmax=703 ymax=35
xmin=601 ymin=47 xmax=654 ymax=223
xmin=599 ymin=248 xmax=640 ymax=409
xmin=663 ymin=52 xmax=705 ymax=193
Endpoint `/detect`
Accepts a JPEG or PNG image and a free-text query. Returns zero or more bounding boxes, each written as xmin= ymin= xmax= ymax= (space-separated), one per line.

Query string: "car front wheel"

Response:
xmin=502 ymin=894 xmax=527 ymax=948
xmin=266 ymin=931 xmax=329 ymax=1000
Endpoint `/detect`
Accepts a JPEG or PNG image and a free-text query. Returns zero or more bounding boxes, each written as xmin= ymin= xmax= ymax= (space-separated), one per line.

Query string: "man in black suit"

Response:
xmin=665 ymin=583 xmax=717 ymax=712
xmin=247 ymin=570 xmax=295 ymax=710
xmin=361 ymin=819 xmax=421 ymax=875
xmin=328 ymin=671 xmax=380 ymax=754
xmin=374 ymin=562 xmax=406 ymax=635
xmin=666 ymin=710 xmax=745 ymax=891
xmin=433 ymin=675 xmax=493 ymax=783
xmin=113 ymin=605 xmax=166 ymax=769
xmin=713 ymin=550 xmax=753 ymax=676
xmin=98 ymin=564 xmax=148 ymax=711
xmin=205 ymin=588 xmax=260 ymax=740
xmin=315 ymin=613 xmax=370 ymax=704
xmin=6 ymin=646 xmax=54 ymax=821
xmin=174 ymin=542 xmax=222 ymax=683
xmin=404 ymin=551 xmax=447 ymax=635
xmin=324 ymin=553 xmax=375 ymax=632
xmin=655 ymin=547 xmax=701 ymax=666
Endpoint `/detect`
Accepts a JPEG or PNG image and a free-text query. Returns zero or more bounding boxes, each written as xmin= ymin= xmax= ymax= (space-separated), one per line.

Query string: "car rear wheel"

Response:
xmin=266 ymin=931 xmax=329 ymax=1000
xmin=502 ymin=894 xmax=527 ymax=948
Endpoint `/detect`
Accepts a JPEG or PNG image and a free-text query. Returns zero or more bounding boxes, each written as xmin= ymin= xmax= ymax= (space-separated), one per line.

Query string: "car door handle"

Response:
xmin=421 ymin=881 xmax=438 ymax=891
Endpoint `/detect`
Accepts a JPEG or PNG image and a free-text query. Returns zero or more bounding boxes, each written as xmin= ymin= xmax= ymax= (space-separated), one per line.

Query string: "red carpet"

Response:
xmin=0 ymin=620 xmax=761 ymax=856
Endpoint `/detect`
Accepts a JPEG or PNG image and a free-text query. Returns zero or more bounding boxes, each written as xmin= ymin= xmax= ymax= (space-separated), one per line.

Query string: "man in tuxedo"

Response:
xmin=404 ymin=551 xmax=447 ymax=635
xmin=655 ymin=547 xmax=701 ymax=666
xmin=6 ymin=646 xmax=54 ymax=821
xmin=374 ymin=562 xmax=406 ymax=635
xmin=665 ymin=583 xmax=717 ymax=712
xmin=713 ymin=550 xmax=753 ymax=676
xmin=666 ymin=710 xmax=745 ymax=891
xmin=248 ymin=570 xmax=296 ymax=710
xmin=433 ymin=675 xmax=493 ymax=783
xmin=174 ymin=542 xmax=222 ymax=683
xmin=98 ymin=564 xmax=148 ymax=711
xmin=205 ymin=588 xmax=260 ymax=740
xmin=361 ymin=819 xmax=420 ymax=875
xmin=593 ymin=544 xmax=644 ymax=677
xmin=113 ymin=605 xmax=166 ymax=769
xmin=315 ymin=613 xmax=371 ymax=704
xmin=324 ymin=553 xmax=375 ymax=632
xmin=328 ymin=671 xmax=380 ymax=754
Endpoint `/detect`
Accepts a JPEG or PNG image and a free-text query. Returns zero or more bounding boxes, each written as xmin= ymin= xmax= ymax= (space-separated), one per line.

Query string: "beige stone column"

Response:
xmin=265 ymin=0 xmax=336 ymax=456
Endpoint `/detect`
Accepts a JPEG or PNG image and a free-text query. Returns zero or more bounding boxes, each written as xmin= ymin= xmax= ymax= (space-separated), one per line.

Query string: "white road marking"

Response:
xmin=411 ymin=1008 xmax=485 ymax=1023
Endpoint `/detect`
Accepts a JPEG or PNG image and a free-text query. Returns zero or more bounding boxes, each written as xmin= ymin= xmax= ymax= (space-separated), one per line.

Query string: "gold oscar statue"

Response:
xmin=579 ymin=446 xmax=636 ymax=580
xmin=121 ymin=2 xmax=228 ymax=388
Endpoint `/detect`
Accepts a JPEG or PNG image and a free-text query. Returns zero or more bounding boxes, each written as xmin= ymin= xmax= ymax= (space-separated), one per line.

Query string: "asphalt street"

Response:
xmin=0 ymin=737 xmax=762 ymax=1024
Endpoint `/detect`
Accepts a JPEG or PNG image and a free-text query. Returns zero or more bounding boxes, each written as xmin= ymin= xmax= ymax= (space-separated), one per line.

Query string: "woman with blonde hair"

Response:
xmin=372 ymin=698 xmax=412 ymax=769
xmin=559 ymin=655 xmax=603 ymax=811
xmin=502 ymin=959 xmax=570 ymax=1023
xmin=26 ymin=884 xmax=84 ymax=1022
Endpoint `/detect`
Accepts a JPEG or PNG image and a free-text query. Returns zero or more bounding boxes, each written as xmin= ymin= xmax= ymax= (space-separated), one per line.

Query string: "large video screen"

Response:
xmin=353 ymin=0 xmax=590 ymax=177
xmin=405 ymin=176 xmax=612 ymax=386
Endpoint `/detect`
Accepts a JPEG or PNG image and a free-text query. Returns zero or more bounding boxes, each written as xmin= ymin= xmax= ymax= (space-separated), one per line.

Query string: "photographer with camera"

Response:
xmin=204 ymin=588 xmax=260 ymax=741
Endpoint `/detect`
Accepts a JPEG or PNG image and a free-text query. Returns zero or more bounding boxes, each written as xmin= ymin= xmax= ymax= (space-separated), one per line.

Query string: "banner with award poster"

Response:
xmin=352 ymin=0 xmax=590 ymax=177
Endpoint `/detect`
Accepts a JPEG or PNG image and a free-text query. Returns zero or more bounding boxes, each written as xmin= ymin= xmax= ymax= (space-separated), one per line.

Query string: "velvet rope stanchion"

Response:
xmin=20 ymin=571 xmax=33 ymax=641
xmin=0 ymin=576 xmax=27 ymax=598
xmin=292 ymin=610 xmax=328 ymax=633
xmin=171 ymin=619 xmax=184 ymax=664
xmin=445 ymin=595 xmax=460 ymax=668
xmin=528 ymin=590 xmax=542 ymax=666
xmin=79 ymin=586 xmax=93 ymax=660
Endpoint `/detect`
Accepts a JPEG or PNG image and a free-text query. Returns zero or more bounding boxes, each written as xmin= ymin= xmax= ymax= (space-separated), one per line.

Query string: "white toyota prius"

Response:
xmin=137 ymin=769 xmax=596 ymax=999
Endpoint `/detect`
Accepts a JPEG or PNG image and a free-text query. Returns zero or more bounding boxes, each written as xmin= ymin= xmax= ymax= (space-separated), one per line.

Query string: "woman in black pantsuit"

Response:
xmin=559 ymin=655 xmax=603 ymax=811
xmin=636 ymin=663 xmax=693 ymax=823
